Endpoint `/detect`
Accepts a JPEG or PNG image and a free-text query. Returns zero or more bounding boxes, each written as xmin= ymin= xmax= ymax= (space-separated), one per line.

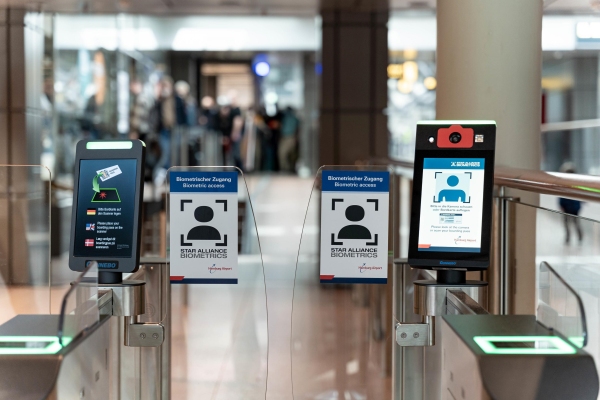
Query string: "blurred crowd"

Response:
xmin=123 ymin=75 xmax=301 ymax=182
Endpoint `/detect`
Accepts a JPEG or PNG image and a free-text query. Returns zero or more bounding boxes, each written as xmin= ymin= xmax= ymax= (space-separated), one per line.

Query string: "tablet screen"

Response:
xmin=417 ymin=158 xmax=485 ymax=253
xmin=73 ymin=159 xmax=138 ymax=258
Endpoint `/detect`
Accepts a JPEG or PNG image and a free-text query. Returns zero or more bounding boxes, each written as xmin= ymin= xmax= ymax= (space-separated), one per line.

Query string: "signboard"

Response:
xmin=319 ymin=170 xmax=390 ymax=284
xmin=169 ymin=171 xmax=238 ymax=284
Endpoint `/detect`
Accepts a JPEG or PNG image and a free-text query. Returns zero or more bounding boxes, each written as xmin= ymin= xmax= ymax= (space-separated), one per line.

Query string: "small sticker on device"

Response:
xmin=475 ymin=134 xmax=484 ymax=143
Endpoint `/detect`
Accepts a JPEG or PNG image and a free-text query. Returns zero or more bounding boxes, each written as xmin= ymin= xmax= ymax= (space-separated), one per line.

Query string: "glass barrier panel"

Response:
xmin=57 ymin=261 xmax=99 ymax=346
xmin=514 ymin=198 xmax=600 ymax=362
xmin=167 ymin=166 xmax=268 ymax=399
xmin=537 ymin=261 xmax=587 ymax=348
xmin=0 ymin=165 xmax=51 ymax=325
xmin=292 ymin=165 xmax=394 ymax=399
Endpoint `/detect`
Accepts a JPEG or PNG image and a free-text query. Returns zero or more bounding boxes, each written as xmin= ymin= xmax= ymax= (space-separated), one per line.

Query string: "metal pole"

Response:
xmin=130 ymin=259 xmax=171 ymax=400
xmin=392 ymin=261 xmax=404 ymax=399
xmin=490 ymin=187 xmax=516 ymax=315
xmin=162 ymin=261 xmax=171 ymax=400
xmin=489 ymin=189 xmax=503 ymax=315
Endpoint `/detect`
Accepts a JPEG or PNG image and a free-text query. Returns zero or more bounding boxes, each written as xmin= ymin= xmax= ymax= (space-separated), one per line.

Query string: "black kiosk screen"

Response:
xmin=73 ymin=159 xmax=138 ymax=258
xmin=417 ymin=158 xmax=485 ymax=253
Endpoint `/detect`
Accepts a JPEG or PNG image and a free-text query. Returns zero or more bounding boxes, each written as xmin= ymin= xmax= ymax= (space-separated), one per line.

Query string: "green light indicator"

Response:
xmin=418 ymin=120 xmax=497 ymax=125
xmin=573 ymin=185 xmax=600 ymax=194
xmin=569 ymin=336 xmax=585 ymax=348
xmin=86 ymin=141 xmax=133 ymax=150
xmin=474 ymin=336 xmax=576 ymax=355
xmin=0 ymin=336 xmax=70 ymax=355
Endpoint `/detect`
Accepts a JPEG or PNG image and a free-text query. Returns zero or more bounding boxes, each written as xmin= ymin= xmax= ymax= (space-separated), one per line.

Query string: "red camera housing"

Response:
xmin=436 ymin=125 xmax=474 ymax=148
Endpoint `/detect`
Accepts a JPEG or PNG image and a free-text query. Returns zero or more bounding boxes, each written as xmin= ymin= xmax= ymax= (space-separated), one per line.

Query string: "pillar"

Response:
xmin=436 ymin=0 xmax=543 ymax=314
xmin=0 ymin=9 xmax=48 ymax=284
xmin=319 ymin=10 xmax=388 ymax=166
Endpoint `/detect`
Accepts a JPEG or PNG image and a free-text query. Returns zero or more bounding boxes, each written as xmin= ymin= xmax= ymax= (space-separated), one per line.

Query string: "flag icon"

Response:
xmin=86 ymin=223 xmax=95 ymax=231
xmin=87 ymin=208 xmax=96 ymax=216
xmin=84 ymin=239 xmax=94 ymax=247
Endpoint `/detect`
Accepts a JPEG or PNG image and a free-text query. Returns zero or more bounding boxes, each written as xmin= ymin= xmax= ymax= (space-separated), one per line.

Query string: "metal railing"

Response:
xmin=374 ymin=156 xmax=600 ymax=311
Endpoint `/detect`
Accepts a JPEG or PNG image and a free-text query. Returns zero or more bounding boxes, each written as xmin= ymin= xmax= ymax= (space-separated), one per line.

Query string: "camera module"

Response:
xmin=449 ymin=132 xmax=462 ymax=144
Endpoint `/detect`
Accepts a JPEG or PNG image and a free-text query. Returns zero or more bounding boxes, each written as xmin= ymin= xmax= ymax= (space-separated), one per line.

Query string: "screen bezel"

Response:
xmin=68 ymin=140 xmax=145 ymax=273
xmin=408 ymin=124 xmax=495 ymax=270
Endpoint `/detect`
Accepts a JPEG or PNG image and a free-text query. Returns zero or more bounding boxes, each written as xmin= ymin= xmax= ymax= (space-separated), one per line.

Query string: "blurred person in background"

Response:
xmin=172 ymin=80 xmax=188 ymax=166
xmin=215 ymin=98 xmax=243 ymax=168
xmin=199 ymin=96 xmax=217 ymax=131
xmin=263 ymin=105 xmax=282 ymax=171
xmin=175 ymin=81 xmax=198 ymax=128
xmin=558 ymin=162 xmax=583 ymax=244
xmin=155 ymin=76 xmax=176 ymax=170
xmin=253 ymin=106 xmax=269 ymax=171
xmin=278 ymin=106 xmax=300 ymax=173
xmin=129 ymin=78 xmax=153 ymax=142
xmin=175 ymin=80 xmax=200 ymax=166
xmin=174 ymin=81 xmax=188 ymax=128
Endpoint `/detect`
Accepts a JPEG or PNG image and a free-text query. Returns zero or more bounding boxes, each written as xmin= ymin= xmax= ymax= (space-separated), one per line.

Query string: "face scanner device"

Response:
xmin=396 ymin=122 xmax=598 ymax=400
xmin=408 ymin=121 xmax=496 ymax=282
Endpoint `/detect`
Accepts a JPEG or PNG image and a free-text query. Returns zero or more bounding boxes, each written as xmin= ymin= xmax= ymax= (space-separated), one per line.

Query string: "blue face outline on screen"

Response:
xmin=434 ymin=173 xmax=472 ymax=203
xmin=438 ymin=175 xmax=468 ymax=203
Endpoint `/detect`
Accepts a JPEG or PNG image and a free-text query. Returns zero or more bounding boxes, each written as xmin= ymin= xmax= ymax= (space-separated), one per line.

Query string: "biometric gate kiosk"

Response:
xmin=394 ymin=122 xmax=599 ymax=400
xmin=0 ymin=142 xmax=268 ymax=399
xmin=0 ymin=143 xmax=171 ymax=399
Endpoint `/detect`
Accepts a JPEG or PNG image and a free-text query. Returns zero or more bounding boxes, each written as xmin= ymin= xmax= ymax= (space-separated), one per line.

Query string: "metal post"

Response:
xmin=392 ymin=261 xmax=404 ymax=399
xmin=130 ymin=258 xmax=171 ymax=400
xmin=490 ymin=187 xmax=516 ymax=315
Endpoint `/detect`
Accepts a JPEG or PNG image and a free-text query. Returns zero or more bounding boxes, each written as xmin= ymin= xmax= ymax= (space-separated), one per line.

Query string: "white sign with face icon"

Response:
xmin=319 ymin=170 xmax=390 ymax=284
xmin=169 ymin=171 xmax=238 ymax=284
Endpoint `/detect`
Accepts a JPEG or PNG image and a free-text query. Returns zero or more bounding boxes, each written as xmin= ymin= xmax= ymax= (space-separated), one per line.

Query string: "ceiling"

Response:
xmin=2 ymin=0 xmax=599 ymax=16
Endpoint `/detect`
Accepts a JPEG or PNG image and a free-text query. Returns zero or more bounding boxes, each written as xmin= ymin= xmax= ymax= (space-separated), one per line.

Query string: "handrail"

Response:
xmin=541 ymin=118 xmax=600 ymax=132
xmin=371 ymin=157 xmax=600 ymax=203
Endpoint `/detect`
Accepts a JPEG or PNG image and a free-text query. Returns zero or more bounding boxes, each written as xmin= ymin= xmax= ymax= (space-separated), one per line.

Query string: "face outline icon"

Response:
xmin=330 ymin=199 xmax=380 ymax=247
xmin=437 ymin=175 xmax=468 ymax=203
xmin=338 ymin=205 xmax=371 ymax=240
xmin=187 ymin=206 xmax=221 ymax=241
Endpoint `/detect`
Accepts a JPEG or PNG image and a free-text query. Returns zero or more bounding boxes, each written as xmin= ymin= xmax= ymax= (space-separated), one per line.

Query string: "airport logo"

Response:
xmin=439 ymin=261 xmax=457 ymax=266
xmin=358 ymin=263 xmax=382 ymax=273
xmin=209 ymin=264 xmax=218 ymax=274
xmin=454 ymin=236 xmax=476 ymax=245
xmin=86 ymin=223 xmax=95 ymax=231
xmin=84 ymin=239 xmax=94 ymax=247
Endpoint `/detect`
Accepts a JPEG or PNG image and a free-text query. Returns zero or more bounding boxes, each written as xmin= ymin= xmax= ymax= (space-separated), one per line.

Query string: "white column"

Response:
xmin=436 ymin=0 xmax=543 ymax=314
